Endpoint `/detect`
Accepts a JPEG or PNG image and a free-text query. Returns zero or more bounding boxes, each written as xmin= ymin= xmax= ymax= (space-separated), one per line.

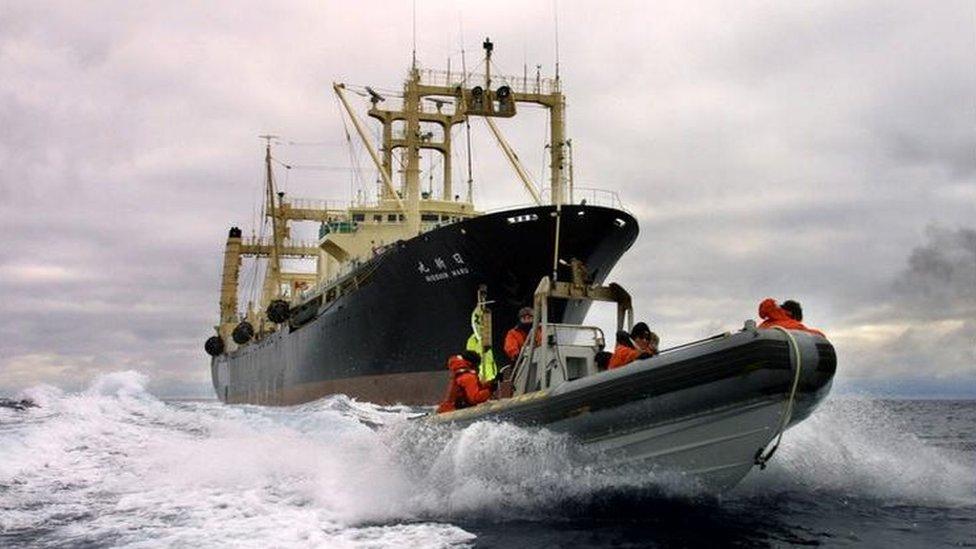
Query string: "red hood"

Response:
xmin=447 ymin=355 xmax=476 ymax=373
xmin=759 ymin=298 xmax=792 ymax=321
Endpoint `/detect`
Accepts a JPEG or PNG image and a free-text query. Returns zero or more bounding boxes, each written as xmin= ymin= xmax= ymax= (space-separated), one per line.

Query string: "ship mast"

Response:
xmin=548 ymin=85 xmax=567 ymax=204
xmin=332 ymin=38 xmax=568 ymax=216
xmin=259 ymin=135 xmax=284 ymax=309
xmin=403 ymin=68 xmax=422 ymax=234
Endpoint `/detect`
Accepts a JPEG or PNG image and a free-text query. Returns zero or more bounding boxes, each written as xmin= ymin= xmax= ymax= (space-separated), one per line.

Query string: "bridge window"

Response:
xmin=506 ymin=214 xmax=539 ymax=224
xmin=387 ymin=214 xmax=398 ymax=222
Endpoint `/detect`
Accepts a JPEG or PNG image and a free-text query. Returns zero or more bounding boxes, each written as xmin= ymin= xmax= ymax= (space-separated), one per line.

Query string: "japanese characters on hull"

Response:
xmin=418 ymin=252 xmax=470 ymax=283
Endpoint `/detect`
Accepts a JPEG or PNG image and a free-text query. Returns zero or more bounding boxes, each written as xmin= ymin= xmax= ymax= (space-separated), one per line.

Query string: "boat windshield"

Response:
xmin=547 ymin=324 xmax=605 ymax=347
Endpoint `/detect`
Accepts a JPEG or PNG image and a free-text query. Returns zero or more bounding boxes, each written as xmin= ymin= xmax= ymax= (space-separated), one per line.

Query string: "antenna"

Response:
xmin=412 ymin=0 xmax=417 ymax=69
xmin=483 ymin=37 xmax=494 ymax=89
xmin=553 ymin=0 xmax=560 ymax=81
xmin=460 ymin=21 xmax=474 ymax=202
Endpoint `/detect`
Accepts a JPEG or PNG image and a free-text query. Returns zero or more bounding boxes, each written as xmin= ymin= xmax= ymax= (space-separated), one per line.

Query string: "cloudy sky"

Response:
xmin=1 ymin=1 xmax=973 ymax=397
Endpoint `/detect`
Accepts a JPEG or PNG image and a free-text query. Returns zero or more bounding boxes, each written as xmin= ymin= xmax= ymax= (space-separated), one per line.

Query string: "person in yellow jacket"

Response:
xmin=467 ymin=307 xmax=498 ymax=382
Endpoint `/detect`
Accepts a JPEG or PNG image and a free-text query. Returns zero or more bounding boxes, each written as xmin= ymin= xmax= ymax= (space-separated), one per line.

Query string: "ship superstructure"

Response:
xmin=206 ymin=41 xmax=639 ymax=405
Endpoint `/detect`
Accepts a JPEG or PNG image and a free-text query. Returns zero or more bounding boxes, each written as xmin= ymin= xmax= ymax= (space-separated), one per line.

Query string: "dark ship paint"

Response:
xmin=212 ymin=204 xmax=638 ymax=405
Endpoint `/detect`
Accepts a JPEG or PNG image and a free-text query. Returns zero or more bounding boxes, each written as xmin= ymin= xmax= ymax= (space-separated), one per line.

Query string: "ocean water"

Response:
xmin=1 ymin=372 xmax=973 ymax=548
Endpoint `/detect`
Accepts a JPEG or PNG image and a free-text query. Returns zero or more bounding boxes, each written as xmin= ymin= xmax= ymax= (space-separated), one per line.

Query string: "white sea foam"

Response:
xmin=735 ymin=398 xmax=976 ymax=506
xmin=0 ymin=374 xmax=470 ymax=547
xmin=1 ymin=373 xmax=973 ymax=547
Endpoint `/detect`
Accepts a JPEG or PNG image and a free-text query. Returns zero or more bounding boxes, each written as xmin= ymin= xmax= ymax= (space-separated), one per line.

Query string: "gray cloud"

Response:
xmin=1 ymin=1 xmax=974 ymax=396
xmin=894 ymin=226 xmax=976 ymax=316
xmin=817 ymin=225 xmax=975 ymax=381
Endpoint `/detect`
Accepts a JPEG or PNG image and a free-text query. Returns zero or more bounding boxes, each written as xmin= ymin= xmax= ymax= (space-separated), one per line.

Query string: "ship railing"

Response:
xmin=418 ymin=69 xmax=561 ymax=95
xmin=296 ymin=250 xmax=388 ymax=303
xmin=481 ymin=187 xmax=627 ymax=215
xmin=541 ymin=187 xmax=626 ymax=210
xmin=241 ymin=236 xmax=320 ymax=251
xmin=282 ymin=196 xmax=354 ymax=212
xmin=298 ymin=265 xmax=355 ymax=303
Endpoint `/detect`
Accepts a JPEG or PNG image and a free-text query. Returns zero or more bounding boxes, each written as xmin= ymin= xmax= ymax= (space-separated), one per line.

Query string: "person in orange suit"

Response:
xmin=436 ymin=350 xmax=494 ymax=413
xmin=608 ymin=329 xmax=654 ymax=369
xmin=503 ymin=307 xmax=535 ymax=362
xmin=758 ymin=298 xmax=825 ymax=337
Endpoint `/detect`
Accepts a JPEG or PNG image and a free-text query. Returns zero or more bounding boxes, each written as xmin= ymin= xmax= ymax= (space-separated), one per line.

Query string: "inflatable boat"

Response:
xmin=428 ymin=274 xmax=836 ymax=492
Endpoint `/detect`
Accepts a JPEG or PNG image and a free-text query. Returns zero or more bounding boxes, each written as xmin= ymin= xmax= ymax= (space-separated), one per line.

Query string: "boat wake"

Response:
xmin=734 ymin=397 xmax=976 ymax=507
xmin=1 ymin=371 xmax=972 ymax=547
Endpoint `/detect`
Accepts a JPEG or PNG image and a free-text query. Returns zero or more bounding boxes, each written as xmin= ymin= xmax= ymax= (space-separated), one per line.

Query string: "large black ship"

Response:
xmin=212 ymin=204 xmax=636 ymax=405
xmin=205 ymin=41 xmax=638 ymax=405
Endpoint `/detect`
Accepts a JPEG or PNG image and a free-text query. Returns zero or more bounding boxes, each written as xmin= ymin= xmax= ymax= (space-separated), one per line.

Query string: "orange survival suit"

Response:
xmin=758 ymin=298 xmax=825 ymax=337
xmin=503 ymin=325 xmax=542 ymax=362
xmin=503 ymin=326 xmax=527 ymax=362
xmin=436 ymin=353 xmax=493 ymax=414
xmin=608 ymin=331 xmax=648 ymax=370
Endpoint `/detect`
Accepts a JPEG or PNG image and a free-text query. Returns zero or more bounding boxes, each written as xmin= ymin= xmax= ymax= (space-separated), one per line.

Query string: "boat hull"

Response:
xmin=430 ymin=328 xmax=836 ymax=492
xmin=211 ymin=204 xmax=639 ymax=405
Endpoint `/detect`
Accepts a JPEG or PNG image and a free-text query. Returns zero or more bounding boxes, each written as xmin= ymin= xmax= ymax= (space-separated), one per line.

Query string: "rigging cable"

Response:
xmin=460 ymin=29 xmax=474 ymax=202
xmin=245 ymin=175 xmax=267 ymax=314
xmin=333 ymin=92 xmax=362 ymax=203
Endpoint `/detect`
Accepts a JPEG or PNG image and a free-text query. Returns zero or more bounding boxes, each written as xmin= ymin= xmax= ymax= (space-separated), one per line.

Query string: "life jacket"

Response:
xmin=504 ymin=324 xmax=543 ymax=363
xmin=757 ymin=298 xmax=825 ymax=337
xmin=466 ymin=334 xmax=497 ymax=382
xmin=504 ymin=325 xmax=528 ymax=362
xmin=436 ymin=354 xmax=492 ymax=413
xmin=467 ymin=307 xmax=498 ymax=382
xmin=608 ymin=341 xmax=642 ymax=370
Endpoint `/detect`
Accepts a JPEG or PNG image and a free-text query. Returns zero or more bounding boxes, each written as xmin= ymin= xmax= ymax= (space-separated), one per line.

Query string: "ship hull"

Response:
xmin=211 ymin=204 xmax=639 ymax=405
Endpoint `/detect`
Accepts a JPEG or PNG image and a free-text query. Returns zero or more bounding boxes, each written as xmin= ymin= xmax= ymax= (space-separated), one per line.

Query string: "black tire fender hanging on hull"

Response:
xmin=232 ymin=321 xmax=254 ymax=344
xmin=204 ymin=336 xmax=225 ymax=356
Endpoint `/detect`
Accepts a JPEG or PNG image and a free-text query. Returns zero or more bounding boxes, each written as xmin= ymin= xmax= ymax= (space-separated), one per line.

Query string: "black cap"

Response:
xmin=781 ymin=300 xmax=803 ymax=321
xmin=631 ymin=322 xmax=651 ymax=340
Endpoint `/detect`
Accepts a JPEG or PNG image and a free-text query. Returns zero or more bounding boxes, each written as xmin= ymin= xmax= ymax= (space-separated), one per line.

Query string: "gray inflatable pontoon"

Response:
xmin=428 ymin=276 xmax=835 ymax=493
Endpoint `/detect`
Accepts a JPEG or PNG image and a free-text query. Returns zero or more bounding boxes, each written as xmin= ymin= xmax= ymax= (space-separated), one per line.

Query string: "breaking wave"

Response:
xmin=1 ymin=372 xmax=972 ymax=547
xmin=735 ymin=398 xmax=976 ymax=506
